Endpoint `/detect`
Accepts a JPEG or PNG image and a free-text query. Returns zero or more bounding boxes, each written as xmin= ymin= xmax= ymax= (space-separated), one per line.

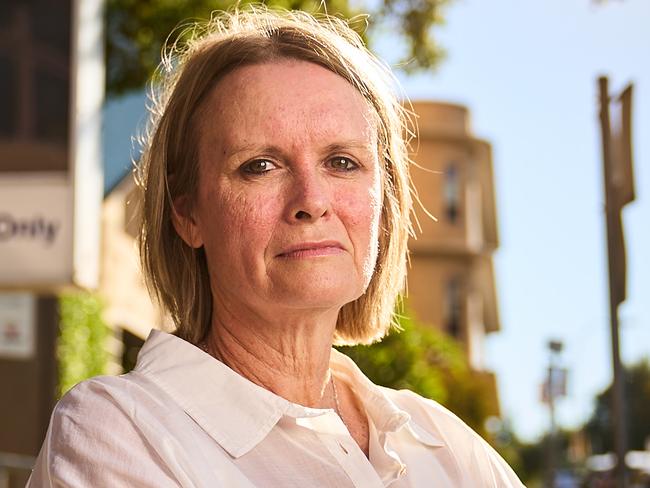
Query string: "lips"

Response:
xmin=277 ymin=241 xmax=345 ymax=258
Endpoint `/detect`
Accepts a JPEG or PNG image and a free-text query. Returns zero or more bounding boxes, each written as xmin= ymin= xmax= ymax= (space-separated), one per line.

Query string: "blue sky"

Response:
xmin=104 ymin=0 xmax=649 ymax=443
xmin=376 ymin=0 xmax=650 ymax=441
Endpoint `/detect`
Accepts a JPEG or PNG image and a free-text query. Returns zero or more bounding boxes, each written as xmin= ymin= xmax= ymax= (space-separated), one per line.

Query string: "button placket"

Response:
xmin=338 ymin=441 xmax=349 ymax=455
xmin=318 ymin=433 xmax=384 ymax=488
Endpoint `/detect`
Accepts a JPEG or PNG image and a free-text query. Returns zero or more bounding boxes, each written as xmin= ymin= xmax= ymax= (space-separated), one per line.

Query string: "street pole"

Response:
xmin=598 ymin=76 xmax=628 ymax=487
xmin=545 ymin=340 xmax=563 ymax=488
xmin=546 ymin=367 xmax=557 ymax=488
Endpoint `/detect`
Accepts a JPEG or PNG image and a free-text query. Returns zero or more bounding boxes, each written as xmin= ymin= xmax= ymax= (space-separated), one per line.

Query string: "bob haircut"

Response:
xmin=137 ymin=7 xmax=414 ymax=346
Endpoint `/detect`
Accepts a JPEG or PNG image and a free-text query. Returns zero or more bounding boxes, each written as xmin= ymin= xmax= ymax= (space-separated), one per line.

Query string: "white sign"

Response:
xmin=0 ymin=0 xmax=104 ymax=291
xmin=0 ymin=175 xmax=73 ymax=286
xmin=0 ymin=293 xmax=35 ymax=359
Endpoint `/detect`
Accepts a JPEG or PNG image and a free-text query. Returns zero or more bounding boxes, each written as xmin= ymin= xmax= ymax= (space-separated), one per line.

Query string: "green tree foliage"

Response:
xmin=105 ymin=0 xmax=450 ymax=96
xmin=585 ymin=359 xmax=650 ymax=453
xmin=57 ymin=293 xmax=111 ymax=397
xmin=337 ymin=313 xmax=496 ymax=438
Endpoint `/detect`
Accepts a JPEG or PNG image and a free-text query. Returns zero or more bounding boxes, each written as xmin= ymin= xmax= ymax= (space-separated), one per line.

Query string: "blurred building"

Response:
xmin=0 ymin=1 xmax=104 ymax=486
xmin=407 ymin=101 xmax=501 ymax=412
xmin=99 ymin=174 xmax=169 ymax=369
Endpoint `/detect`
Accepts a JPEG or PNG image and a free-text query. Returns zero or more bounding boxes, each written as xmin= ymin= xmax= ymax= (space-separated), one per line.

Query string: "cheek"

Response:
xmin=364 ymin=187 xmax=382 ymax=274
xmin=336 ymin=181 xmax=382 ymax=275
xmin=355 ymin=190 xmax=381 ymax=245
xmin=200 ymin=188 xmax=277 ymax=265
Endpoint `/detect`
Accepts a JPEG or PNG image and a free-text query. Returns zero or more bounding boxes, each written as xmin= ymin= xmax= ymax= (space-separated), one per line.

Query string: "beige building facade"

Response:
xmin=407 ymin=101 xmax=500 ymax=399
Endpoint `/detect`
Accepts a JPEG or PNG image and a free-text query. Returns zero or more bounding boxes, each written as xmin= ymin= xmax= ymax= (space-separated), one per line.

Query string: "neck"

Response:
xmin=204 ymin=302 xmax=340 ymax=408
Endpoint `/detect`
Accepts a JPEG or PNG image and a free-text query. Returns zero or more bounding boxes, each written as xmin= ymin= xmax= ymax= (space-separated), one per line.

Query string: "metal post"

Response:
xmin=598 ymin=76 xmax=628 ymax=487
xmin=545 ymin=340 xmax=563 ymax=488
xmin=546 ymin=363 xmax=557 ymax=488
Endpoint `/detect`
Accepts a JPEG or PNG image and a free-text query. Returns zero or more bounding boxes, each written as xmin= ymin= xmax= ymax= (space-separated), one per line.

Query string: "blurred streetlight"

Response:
xmin=542 ymin=339 xmax=568 ymax=488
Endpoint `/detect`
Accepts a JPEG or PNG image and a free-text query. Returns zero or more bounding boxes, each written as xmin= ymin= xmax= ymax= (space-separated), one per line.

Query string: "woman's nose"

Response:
xmin=285 ymin=170 xmax=331 ymax=223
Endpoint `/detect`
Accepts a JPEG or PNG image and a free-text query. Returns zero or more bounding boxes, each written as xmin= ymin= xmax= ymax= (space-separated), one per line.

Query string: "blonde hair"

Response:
xmin=137 ymin=7 xmax=414 ymax=346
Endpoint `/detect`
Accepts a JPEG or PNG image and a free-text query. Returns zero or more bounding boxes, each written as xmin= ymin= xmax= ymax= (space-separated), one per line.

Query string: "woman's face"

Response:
xmin=176 ymin=60 xmax=382 ymax=316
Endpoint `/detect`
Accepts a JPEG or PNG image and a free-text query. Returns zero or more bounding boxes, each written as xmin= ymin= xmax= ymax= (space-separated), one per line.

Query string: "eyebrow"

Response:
xmin=224 ymin=139 xmax=376 ymax=160
xmin=322 ymin=140 xmax=376 ymax=153
xmin=222 ymin=144 xmax=287 ymax=162
xmin=223 ymin=143 xmax=270 ymax=159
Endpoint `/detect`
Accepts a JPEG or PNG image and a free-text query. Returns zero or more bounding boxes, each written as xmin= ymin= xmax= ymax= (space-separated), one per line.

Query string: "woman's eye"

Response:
xmin=241 ymin=159 xmax=277 ymax=175
xmin=328 ymin=157 xmax=358 ymax=171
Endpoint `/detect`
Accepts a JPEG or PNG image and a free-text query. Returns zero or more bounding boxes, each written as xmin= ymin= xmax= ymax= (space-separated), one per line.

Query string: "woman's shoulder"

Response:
xmin=378 ymin=387 xmax=525 ymax=487
xmin=58 ymin=373 xmax=136 ymax=403
xmin=45 ymin=371 xmax=175 ymax=456
xmin=379 ymin=386 xmax=476 ymax=438
xmin=54 ymin=371 xmax=165 ymax=420
xmin=28 ymin=373 xmax=181 ymax=487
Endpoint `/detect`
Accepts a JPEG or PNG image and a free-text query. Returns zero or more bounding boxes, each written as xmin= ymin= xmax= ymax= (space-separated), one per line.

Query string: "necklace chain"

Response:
xmin=330 ymin=370 xmax=342 ymax=418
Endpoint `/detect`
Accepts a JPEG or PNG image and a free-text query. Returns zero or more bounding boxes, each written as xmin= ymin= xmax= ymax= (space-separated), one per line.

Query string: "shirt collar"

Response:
xmin=329 ymin=349 xmax=444 ymax=448
xmin=329 ymin=350 xmax=411 ymax=433
xmin=135 ymin=329 xmax=443 ymax=459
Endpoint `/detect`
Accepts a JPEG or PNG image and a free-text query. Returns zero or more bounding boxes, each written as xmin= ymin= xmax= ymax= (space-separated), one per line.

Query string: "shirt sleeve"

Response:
xmin=390 ymin=389 xmax=526 ymax=488
xmin=470 ymin=434 xmax=526 ymax=488
xmin=27 ymin=378 xmax=179 ymax=488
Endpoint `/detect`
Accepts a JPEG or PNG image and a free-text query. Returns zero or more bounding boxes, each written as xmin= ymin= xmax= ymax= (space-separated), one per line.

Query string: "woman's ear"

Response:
xmin=171 ymin=195 xmax=204 ymax=248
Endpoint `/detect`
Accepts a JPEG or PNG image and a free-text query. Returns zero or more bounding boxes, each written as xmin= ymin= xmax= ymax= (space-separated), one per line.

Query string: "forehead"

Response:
xmin=197 ymin=60 xmax=378 ymax=153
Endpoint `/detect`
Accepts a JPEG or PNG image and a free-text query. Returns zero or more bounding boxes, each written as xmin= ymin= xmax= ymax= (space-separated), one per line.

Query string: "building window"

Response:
xmin=0 ymin=3 xmax=70 ymax=144
xmin=444 ymin=164 xmax=460 ymax=223
xmin=0 ymin=54 xmax=15 ymax=137
xmin=445 ymin=277 xmax=462 ymax=339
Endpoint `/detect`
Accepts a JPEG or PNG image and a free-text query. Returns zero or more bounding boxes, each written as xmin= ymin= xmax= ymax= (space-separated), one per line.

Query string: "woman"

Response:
xmin=29 ymin=8 xmax=524 ymax=487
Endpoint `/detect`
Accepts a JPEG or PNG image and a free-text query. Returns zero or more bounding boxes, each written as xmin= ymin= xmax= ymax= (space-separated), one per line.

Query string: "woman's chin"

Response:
xmin=270 ymin=275 xmax=363 ymax=311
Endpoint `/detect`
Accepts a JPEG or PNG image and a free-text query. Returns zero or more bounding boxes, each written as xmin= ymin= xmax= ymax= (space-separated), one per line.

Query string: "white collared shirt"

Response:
xmin=28 ymin=330 xmax=524 ymax=487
